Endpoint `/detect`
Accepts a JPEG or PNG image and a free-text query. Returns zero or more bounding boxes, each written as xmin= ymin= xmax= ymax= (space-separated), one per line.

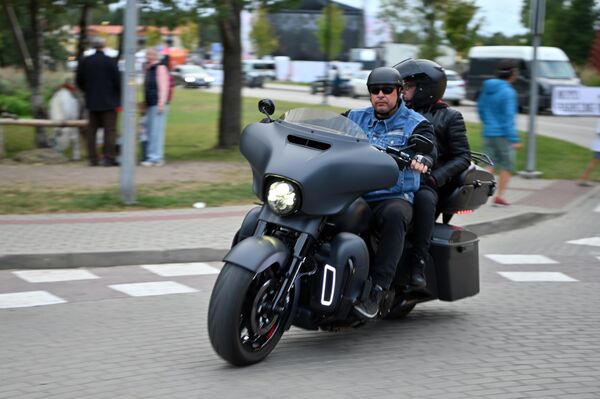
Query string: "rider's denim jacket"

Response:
xmin=347 ymin=102 xmax=426 ymax=203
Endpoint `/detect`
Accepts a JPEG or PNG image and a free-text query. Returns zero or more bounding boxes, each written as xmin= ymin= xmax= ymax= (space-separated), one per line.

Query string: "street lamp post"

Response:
xmin=519 ymin=0 xmax=545 ymax=179
xmin=119 ymin=0 xmax=138 ymax=203
xmin=322 ymin=0 xmax=332 ymax=105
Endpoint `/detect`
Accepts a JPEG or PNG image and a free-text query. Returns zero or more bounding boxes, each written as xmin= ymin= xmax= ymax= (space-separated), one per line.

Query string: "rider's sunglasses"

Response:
xmin=368 ymin=86 xmax=395 ymax=95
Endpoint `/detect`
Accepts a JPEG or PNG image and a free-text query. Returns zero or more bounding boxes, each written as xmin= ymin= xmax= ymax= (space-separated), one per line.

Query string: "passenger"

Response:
xmin=346 ymin=67 xmax=436 ymax=319
xmin=394 ymin=59 xmax=471 ymax=289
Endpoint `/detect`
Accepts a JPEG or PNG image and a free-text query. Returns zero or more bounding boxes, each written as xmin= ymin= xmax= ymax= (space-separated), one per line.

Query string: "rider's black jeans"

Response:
xmin=369 ymin=198 xmax=413 ymax=289
xmin=411 ymin=186 xmax=439 ymax=263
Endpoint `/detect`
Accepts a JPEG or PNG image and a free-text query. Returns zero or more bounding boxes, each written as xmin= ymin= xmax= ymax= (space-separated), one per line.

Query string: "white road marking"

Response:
xmin=594 ymin=204 xmax=600 ymax=213
xmin=108 ymin=281 xmax=198 ymax=297
xmin=485 ymin=254 xmax=559 ymax=264
xmin=141 ymin=262 xmax=220 ymax=277
xmin=498 ymin=272 xmax=578 ymax=282
xmin=0 ymin=291 xmax=67 ymax=309
xmin=13 ymin=269 xmax=100 ymax=283
xmin=567 ymin=237 xmax=600 ymax=247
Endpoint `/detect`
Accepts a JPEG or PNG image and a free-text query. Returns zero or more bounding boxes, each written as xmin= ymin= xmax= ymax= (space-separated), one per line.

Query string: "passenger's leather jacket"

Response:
xmin=418 ymin=101 xmax=471 ymax=189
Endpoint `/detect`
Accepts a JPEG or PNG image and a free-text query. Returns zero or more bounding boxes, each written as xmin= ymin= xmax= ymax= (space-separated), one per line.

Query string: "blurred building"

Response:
xmin=267 ymin=0 xmax=363 ymax=61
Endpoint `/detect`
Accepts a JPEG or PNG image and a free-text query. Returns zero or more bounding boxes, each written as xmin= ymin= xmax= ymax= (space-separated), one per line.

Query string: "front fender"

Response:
xmin=223 ymin=235 xmax=290 ymax=274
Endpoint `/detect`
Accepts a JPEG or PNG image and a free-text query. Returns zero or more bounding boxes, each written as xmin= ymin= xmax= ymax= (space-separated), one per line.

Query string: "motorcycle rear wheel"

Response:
xmin=208 ymin=262 xmax=289 ymax=366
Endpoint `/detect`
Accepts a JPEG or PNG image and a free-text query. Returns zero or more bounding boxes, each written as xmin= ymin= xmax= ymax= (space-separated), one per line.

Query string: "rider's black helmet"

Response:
xmin=394 ymin=58 xmax=447 ymax=109
xmin=366 ymin=67 xmax=402 ymax=88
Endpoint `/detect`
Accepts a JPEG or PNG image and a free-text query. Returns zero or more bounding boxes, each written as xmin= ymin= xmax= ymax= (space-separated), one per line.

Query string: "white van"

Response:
xmin=465 ymin=46 xmax=581 ymax=111
xmin=242 ymin=59 xmax=276 ymax=81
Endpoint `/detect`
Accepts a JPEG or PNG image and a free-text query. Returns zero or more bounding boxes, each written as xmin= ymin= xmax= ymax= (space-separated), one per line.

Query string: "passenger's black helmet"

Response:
xmin=367 ymin=67 xmax=402 ymax=87
xmin=394 ymin=58 xmax=447 ymax=109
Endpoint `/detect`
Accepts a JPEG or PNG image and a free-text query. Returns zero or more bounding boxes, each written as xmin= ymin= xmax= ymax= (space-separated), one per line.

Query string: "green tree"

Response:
xmin=478 ymin=32 xmax=527 ymax=46
xmin=195 ymin=0 xmax=299 ymax=149
xmin=140 ymin=2 xmax=191 ymax=31
xmin=416 ymin=0 xmax=446 ymax=59
xmin=145 ymin=27 xmax=162 ymax=47
xmin=180 ymin=21 xmax=199 ymax=51
xmin=379 ymin=0 xmax=474 ymax=60
xmin=520 ymin=0 xmax=598 ymax=64
xmin=393 ymin=29 xmax=422 ymax=44
xmin=559 ymin=0 xmax=597 ymax=64
xmin=316 ymin=3 xmax=346 ymax=61
xmin=249 ymin=6 xmax=278 ymax=58
xmin=443 ymin=0 xmax=481 ymax=59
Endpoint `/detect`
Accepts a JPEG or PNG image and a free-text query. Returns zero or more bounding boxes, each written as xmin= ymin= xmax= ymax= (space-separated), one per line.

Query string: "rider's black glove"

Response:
xmin=413 ymin=154 xmax=433 ymax=169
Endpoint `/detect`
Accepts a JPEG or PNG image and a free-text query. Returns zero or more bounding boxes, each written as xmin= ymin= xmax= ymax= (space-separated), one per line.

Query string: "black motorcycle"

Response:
xmin=207 ymin=100 xmax=496 ymax=366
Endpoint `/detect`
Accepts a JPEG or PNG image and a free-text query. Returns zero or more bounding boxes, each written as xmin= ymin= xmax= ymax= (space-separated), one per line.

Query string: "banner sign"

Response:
xmin=552 ymin=86 xmax=600 ymax=116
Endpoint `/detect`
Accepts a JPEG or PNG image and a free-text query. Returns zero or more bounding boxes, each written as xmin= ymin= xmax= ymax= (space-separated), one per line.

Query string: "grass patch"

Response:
xmin=465 ymin=121 xmax=598 ymax=180
xmin=3 ymin=88 xmax=344 ymax=160
xmin=2 ymin=88 xmax=599 ymax=214
xmin=0 ymin=181 xmax=256 ymax=214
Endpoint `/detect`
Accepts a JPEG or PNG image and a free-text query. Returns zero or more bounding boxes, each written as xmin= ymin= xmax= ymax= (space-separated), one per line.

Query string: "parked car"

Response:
xmin=244 ymin=71 xmax=265 ymax=88
xmin=310 ymin=76 xmax=353 ymax=96
xmin=171 ymin=64 xmax=215 ymax=88
xmin=443 ymin=69 xmax=466 ymax=105
xmin=348 ymin=70 xmax=371 ymax=98
xmin=203 ymin=63 xmax=223 ymax=86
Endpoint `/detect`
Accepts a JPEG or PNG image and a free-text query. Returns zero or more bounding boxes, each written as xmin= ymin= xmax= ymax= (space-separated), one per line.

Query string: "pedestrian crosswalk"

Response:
xmin=13 ymin=269 xmax=100 ymax=283
xmin=0 ymin=290 xmax=67 ymax=309
xmin=140 ymin=262 xmax=220 ymax=276
xmin=484 ymin=254 xmax=558 ymax=265
xmin=0 ymin=251 xmax=595 ymax=309
xmin=108 ymin=281 xmax=199 ymax=297
xmin=0 ymin=262 xmax=221 ymax=310
xmin=497 ymin=272 xmax=577 ymax=282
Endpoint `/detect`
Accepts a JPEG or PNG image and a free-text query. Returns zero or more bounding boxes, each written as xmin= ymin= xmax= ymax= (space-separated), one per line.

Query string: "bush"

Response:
xmin=577 ymin=66 xmax=600 ymax=86
xmin=0 ymin=92 xmax=31 ymax=117
xmin=0 ymin=68 xmax=74 ymax=117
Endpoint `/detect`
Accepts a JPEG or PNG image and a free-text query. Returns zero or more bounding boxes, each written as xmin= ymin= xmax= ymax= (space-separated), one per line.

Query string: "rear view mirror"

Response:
xmin=408 ymin=134 xmax=433 ymax=153
xmin=258 ymin=99 xmax=275 ymax=116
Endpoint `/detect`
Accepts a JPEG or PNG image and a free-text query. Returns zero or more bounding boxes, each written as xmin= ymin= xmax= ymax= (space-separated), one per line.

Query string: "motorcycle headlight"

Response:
xmin=267 ymin=180 xmax=299 ymax=216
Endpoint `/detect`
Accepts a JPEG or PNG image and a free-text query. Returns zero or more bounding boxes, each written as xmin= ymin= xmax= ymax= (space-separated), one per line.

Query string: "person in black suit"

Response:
xmin=76 ymin=36 xmax=121 ymax=166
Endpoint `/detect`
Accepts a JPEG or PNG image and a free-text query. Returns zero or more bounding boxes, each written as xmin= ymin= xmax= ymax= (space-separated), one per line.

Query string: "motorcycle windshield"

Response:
xmin=280 ymin=108 xmax=367 ymax=140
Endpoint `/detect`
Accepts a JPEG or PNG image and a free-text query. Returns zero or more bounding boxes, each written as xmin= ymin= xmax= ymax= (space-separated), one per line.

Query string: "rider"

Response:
xmin=346 ymin=67 xmax=437 ymax=319
xmin=394 ymin=59 xmax=471 ymax=288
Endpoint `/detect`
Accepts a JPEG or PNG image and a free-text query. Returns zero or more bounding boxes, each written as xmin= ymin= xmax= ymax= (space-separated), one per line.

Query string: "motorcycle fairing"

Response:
xmin=240 ymin=121 xmax=398 ymax=216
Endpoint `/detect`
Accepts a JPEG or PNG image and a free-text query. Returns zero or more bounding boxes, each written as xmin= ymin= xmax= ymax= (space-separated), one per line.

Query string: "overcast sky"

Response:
xmin=336 ymin=0 xmax=528 ymax=36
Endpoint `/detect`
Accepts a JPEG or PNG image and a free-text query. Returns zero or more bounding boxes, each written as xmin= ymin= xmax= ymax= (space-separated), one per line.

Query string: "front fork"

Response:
xmin=253 ymin=220 xmax=314 ymax=314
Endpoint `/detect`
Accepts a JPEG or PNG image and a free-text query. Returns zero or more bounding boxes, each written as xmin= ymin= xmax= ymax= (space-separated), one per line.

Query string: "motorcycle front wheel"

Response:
xmin=208 ymin=262 xmax=289 ymax=366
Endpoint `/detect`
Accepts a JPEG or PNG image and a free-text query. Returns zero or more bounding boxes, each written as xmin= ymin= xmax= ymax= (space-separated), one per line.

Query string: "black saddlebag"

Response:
xmin=430 ymin=223 xmax=479 ymax=301
xmin=438 ymin=164 xmax=495 ymax=215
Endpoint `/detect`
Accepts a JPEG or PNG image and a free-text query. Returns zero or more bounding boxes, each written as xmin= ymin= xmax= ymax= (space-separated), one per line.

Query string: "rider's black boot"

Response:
xmin=353 ymin=283 xmax=385 ymax=319
xmin=410 ymin=256 xmax=427 ymax=289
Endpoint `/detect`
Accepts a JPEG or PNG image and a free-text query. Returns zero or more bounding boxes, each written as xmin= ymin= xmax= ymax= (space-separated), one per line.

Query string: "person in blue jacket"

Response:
xmin=346 ymin=67 xmax=436 ymax=319
xmin=477 ymin=59 xmax=523 ymax=206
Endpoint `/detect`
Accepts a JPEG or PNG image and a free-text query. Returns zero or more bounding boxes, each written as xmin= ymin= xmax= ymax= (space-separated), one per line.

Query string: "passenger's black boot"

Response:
xmin=353 ymin=283 xmax=385 ymax=319
xmin=410 ymin=256 xmax=427 ymax=289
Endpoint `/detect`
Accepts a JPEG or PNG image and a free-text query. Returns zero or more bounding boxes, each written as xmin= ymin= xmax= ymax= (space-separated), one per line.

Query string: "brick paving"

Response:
xmin=0 ymin=177 xmax=599 ymax=398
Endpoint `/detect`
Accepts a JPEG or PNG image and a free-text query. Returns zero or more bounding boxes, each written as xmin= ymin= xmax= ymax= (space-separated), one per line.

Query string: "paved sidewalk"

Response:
xmin=0 ymin=176 xmax=597 ymax=269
